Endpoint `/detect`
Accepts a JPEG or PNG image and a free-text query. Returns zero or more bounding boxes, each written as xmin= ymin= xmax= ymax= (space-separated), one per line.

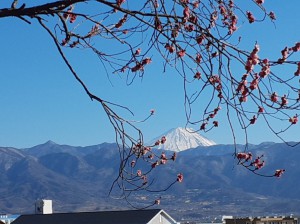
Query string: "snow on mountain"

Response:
xmin=150 ymin=127 xmax=217 ymax=152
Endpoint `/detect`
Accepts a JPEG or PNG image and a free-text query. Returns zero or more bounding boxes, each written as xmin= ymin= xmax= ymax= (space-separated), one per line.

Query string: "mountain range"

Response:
xmin=0 ymin=128 xmax=300 ymax=221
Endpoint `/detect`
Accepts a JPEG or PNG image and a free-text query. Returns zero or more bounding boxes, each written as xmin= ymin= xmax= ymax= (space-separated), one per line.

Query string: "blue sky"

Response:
xmin=0 ymin=0 xmax=299 ymax=148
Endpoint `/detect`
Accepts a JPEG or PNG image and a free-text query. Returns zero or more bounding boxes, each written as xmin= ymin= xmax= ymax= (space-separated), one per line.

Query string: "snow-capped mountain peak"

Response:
xmin=150 ymin=127 xmax=216 ymax=152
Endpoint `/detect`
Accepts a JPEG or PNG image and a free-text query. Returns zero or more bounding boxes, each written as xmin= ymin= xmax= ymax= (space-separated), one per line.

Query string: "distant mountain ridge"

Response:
xmin=150 ymin=127 xmax=216 ymax=152
xmin=0 ymin=140 xmax=300 ymax=221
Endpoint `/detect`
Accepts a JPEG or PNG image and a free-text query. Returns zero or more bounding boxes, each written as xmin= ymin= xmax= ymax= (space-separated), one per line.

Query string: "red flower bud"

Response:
xmin=177 ymin=173 xmax=184 ymax=182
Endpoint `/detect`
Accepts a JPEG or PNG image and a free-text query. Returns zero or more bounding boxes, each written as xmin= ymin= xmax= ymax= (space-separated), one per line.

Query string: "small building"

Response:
xmin=35 ymin=199 xmax=53 ymax=214
xmin=12 ymin=209 xmax=177 ymax=224
xmin=224 ymin=216 xmax=299 ymax=224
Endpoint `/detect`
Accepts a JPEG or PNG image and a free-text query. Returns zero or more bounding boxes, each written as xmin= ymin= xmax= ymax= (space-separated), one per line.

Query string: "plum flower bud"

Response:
xmin=269 ymin=11 xmax=276 ymax=20
xmin=165 ymin=43 xmax=175 ymax=53
xmin=252 ymin=157 xmax=265 ymax=169
xmin=141 ymin=175 xmax=148 ymax=185
xmin=161 ymin=152 xmax=167 ymax=160
xmin=183 ymin=6 xmax=190 ymax=19
xmin=148 ymin=154 xmax=154 ymax=159
xmin=250 ymin=77 xmax=259 ymax=90
xmin=160 ymin=136 xmax=166 ymax=144
xmin=258 ymin=106 xmax=264 ymax=113
xmin=281 ymin=95 xmax=288 ymax=107
xmin=292 ymin=42 xmax=300 ymax=52
xmin=117 ymin=0 xmax=126 ymax=6
xmin=131 ymin=160 xmax=136 ymax=167
xmin=270 ymin=92 xmax=278 ymax=103
xmin=135 ymin=48 xmax=141 ymax=55
xmin=289 ymin=115 xmax=298 ymax=124
xmin=137 ymin=170 xmax=142 ymax=176
xmin=155 ymin=198 xmax=161 ymax=205
xmin=115 ymin=14 xmax=127 ymax=28
xmin=262 ymin=58 xmax=269 ymax=64
xmin=246 ymin=11 xmax=255 ymax=23
xmin=69 ymin=14 xmax=77 ymax=23
xmin=195 ymin=54 xmax=202 ymax=64
xmin=255 ymin=0 xmax=264 ymax=5
xmin=274 ymin=169 xmax=285 ymax=177
xmin=237 ymin=152 xmax=252 ymax=161
xmin=213 ymin=121 xmax=219 ymax=127
xmin=193 ymin=1 xmax=199 ymax=8
xmin=250 ymin=115 xmax=257 ymax=125
xmin=151 ymin=161 xmax=159 ymax=168
xmin=294 ymin=62 xmax=300 ymax=76
xmin=141 ymin=58 xmax=152 ymax=65
xmin=194 ymin=72 xmax=201 ymax=80
xmin=177 ymin=173 xmax=184 ymax=182
xmin=200 ymin=122 xmax=207 ymax=130
xmin=61 ymin=39 xmax=68 ymax=46
xmin=177 ymin=49 xmax=186 ymax=58
xmin=196 ymin=35 xmax=205 ymax=44
xmin=239 ymin=95 xmax=247 ymax=103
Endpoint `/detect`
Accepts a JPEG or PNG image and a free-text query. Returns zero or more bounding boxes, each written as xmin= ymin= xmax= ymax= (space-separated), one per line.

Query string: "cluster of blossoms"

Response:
xmin=128 ymin=137 xmax=182 ymax=197
xmin=115 ymin=14 xmax=127 ymax=28
xmin=200 ymin=106 xmax=221 ymax=131
xmin=63 ymin=6 xmax=75 ymax=22
xmin=237 ymin=152 xmax=264 ymax=170
xmin=234 ymin=45 xmax=264 ymax=103
xmin=213 ymin=1 xmax=237 ymax=34
xmin=151 ymin=151 xmax=177 ymax=168
xmin=259 ymin=59 xmax=270 ymax=78
xmin=131 ymin=57 xmax=152 ymax=72
xmin=245 ymin=44 xmax=260 ymax=73
xmin=155 ymin=136 xmax=167 ymax=145
xmin=209 ymin=75 xmax=223 ymax=99
xmin=237 ymin=152 xmax=252 ymax=161
xmin=245 ymin=0 xmax=276 ymax=23
xmin=236 ymin=74 xmax=249 ymax=103
xmin=277 ymin=42 xmax=300 ymax=64
xmin=251 ymin=156 xmax=265 ymax=169
xmin=237 ymin=152 xmax=285 ymax=177
xmin=234 ymin=41 xmax=300 ymax=127
xmin=165 ymin=43 xmax=175 ymax=53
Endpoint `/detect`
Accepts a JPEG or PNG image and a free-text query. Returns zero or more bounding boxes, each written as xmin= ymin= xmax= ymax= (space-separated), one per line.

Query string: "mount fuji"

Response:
xmin=150 ymin=127 xmax=216 ymax=152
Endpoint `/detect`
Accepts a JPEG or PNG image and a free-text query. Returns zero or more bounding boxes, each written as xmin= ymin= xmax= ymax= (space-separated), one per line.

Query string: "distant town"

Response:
xmin=2 ymin=199 xmax=300 ymax=224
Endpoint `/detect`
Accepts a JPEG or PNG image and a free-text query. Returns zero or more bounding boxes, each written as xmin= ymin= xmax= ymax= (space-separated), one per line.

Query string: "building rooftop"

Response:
xmin=12 ymin=209 xmax=176 ymax=224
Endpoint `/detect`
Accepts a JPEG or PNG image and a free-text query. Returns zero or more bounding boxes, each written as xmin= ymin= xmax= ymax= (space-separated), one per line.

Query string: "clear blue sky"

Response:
xmin=0 ymin=0 xmax=299 ymax=148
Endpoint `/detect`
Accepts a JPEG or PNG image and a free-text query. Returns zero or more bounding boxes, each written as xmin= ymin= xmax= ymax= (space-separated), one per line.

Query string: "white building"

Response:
xmin=35 ymin=199 xmax=53 ymax=214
